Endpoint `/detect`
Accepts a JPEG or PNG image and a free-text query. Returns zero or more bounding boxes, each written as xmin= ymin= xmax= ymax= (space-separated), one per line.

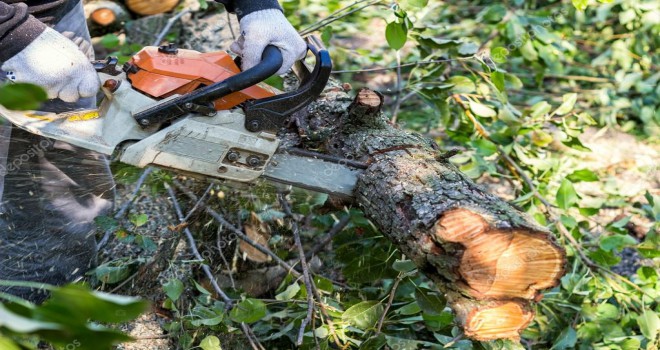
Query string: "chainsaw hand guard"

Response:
xmin=243 ymin=36 xmax=333 ymax=133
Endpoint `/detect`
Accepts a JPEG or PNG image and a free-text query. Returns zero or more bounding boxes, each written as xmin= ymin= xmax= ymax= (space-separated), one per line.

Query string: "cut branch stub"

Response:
xmin=345 ymin=88 xmax=386 ymax=129
xmin=435 ymin=209 xmax=565 ymax=300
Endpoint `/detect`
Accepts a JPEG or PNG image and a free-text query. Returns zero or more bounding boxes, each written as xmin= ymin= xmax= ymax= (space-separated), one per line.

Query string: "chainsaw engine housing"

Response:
xmin=125 ymin=46 xmax=278 ymax=110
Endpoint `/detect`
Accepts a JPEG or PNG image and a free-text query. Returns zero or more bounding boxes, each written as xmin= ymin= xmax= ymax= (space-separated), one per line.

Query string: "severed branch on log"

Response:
xmin=279 ymin=84 xmax=567 ymax=341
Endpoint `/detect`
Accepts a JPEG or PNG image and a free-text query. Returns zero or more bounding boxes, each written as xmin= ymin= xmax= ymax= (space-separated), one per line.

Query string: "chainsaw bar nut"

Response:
xmin=226 ymin=150 xmax=240 ymax=162
xmin=246 ymin=155 xmax=263 ymax=167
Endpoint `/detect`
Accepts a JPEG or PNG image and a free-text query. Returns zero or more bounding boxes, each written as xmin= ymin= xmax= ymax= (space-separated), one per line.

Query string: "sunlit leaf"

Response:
xmin=342 ymin=301 xmax=383 ymax=329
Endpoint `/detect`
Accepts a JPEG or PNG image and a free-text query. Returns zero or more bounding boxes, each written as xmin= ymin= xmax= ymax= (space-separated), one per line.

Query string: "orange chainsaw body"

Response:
xmin=126 ymin=47 xmax=277 ymax=110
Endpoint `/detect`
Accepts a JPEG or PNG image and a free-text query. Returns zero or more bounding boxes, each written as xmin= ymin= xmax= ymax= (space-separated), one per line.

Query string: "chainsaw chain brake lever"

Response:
xmin=243 ymin=36 xmax=333 ymax=133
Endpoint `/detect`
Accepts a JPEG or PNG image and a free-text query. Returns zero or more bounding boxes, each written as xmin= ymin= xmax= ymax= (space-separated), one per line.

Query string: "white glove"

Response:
xmin=230 ymin=9 xmax=307 ymax=76
xmin=1 ymin=27 xmax=100 ymax=103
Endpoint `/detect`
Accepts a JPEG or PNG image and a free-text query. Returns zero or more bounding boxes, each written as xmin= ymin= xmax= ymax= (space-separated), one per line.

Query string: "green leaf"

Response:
xmin=492 ymin=71 xmax=506 ymax=92
xmin=0 ymin=83 xmax=48 ymax=110
xmin=275 ymin=282 xmax=300 ymax=300
xmin=0 ymin=337 xmax=21 ymax=350
xmin=478 ymin=5 xmax=507 ymax=23
xmin=385 ymin=22 xmax=407 ymax=50
xmin=422 ymin=311 xmax=454 ymax=330
xmin=397 ymin=302 xmax=421 ymax=315
xmin=392 ymin=259 xmax=417 ymax=273
xmin=531 ymin=130 xmax=554 ymax=147
xmin=163 ymin=279 xmax=184 ymax=301
xmin=572 ymin=0 xmax=588 ymax=11
xmin=551 ymin=326 xmax=577 ymax=350
xmin=129 ymin=213 xmax=148 ymax=227
xmin=491 ymin=47 xmax=509 ymax=63
xmin=94 ymin=216 xmax=119 ymax=231
xmin=360 ymin=334 xmax=388 ymax=350
xmin=469 ymin=101 xmax=497 ymax=118
xmin=567 ymin=169 xmax=599 ymax=182
xmin=321 ymin=26 xmax=333 ymax=46
xmin=519 ymin=40 xmax=538 ymax=61
xmin=414 ymin=288 xmax=446 ymax=316
xmin=637 ymin=266 xmax=658 ymax=283
xmin=447 ymin=76 xmax=476 ymax=94
xmin=600 ymin=234 xmax=637 ymax=252
xmin=588 ymin=248 xmax=621 ymax=266
xmin=637 ymin=309 xmax=659 ymax=340
xmin=94 ymin=260 xmax=132 ymax=284
xmin=400 ymin=0 xmax=428 ymax=9
xmin=596 ymin=303 xmax=619 ymax=320
xmin=0 ymin=304 xmax=61 ymax=333
xmin=553 ymin=93 xmax=578 ymax=116
xmin=190 ymin=304 xmax=224 ymax=327
xmin=229 ymin=299 xmax=266 ymax=324
xmin=556 ymin=179 xmax=578 ymax=209
xmin=100 ymin=34 xmax=120 ymax=49
xmin=458 ymin=42 xmax=479 ymax=56
xmin=135 ymin=235 xmax=157 ymax=251
xmin=342 ymin=301 xmax=383 ymax=330
xmin=200 ymin=335 xmax=222 ymax=350
xmin=530 ymin=101 xmax=552 ymax=119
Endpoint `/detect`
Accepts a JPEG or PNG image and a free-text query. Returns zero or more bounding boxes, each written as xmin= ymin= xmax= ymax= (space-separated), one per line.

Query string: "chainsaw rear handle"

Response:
xmin=132 ymin=45 xmax=284 ymax=127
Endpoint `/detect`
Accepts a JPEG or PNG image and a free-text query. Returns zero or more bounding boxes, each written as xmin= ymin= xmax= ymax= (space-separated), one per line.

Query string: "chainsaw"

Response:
xmin=0 ymin=36 xmax=361 ymax=198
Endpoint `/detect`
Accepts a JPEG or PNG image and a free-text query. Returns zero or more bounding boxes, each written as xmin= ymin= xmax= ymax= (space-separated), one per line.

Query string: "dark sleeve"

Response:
xmin=0 ymin=0 xmax=75 ymax=62
xmin=0 ymin=2 xmax=47 ymax=62
xmin=215 ymin=0 xmax=282 ymax=20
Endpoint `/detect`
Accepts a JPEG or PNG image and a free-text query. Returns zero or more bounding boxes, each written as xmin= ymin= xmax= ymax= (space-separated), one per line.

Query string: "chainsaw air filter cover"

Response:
xmin=126 ymin=46 xmax=277 ymax=110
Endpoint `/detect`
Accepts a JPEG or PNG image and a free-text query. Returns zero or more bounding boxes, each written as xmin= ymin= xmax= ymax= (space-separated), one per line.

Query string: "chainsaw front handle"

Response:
xmin=244 ymin=36 xmax=333 ymax=132
xmin=132 ymin=45 xmax=284 ymax=127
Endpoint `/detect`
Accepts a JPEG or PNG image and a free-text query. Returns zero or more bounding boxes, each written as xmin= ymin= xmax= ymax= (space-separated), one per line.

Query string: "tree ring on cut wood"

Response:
xmin=434 ymin=208 xmax=565 ymax=300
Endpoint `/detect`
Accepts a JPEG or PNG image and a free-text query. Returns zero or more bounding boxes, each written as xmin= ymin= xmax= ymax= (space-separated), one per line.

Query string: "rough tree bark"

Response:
xmin=281 ymin=84 xmax=566 ymax=341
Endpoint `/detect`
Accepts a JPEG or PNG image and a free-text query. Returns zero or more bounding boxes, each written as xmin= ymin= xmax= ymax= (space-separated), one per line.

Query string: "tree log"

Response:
xmin=282 ymin=86 xmax=566 ymax=341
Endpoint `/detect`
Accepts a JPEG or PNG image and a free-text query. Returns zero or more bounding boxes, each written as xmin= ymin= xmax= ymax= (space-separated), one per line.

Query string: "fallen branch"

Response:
xmin=278 ymin=192 xmax=316 ymax=346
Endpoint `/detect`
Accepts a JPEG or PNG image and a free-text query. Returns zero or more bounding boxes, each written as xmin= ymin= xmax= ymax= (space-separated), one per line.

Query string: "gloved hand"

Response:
xmin=1 ymin=27 xmax=100 ymax=103
xmin=230 ymin=9 xmax=307 ymax=75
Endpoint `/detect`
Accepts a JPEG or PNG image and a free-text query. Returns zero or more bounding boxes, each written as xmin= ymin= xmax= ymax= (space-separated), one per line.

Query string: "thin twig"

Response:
xmin=182 ymin=183 xmax=213 ymax=222
xmin=152 ymin=9 xmax=191 ymax=46
xmin=278 ymin=192 xmax=315 ymax=346
xmin=241 ymin=323 xmax=265 ymax=350
xmin=171 ymin=179 xmax=300 ymax=278
xmin=375 ymin=273 xmax=403 ymax=334
xmin=226 ymin=11 xmax=237 ymax=40
xmin=299 ymin=0 xmax=382 ymax=36
xmin=332 ymin=57 xmax=474 ymax=74
xmin=97 ymin=167 xmax=154 ymax=250
xmin=391 ymin=51 xmax=403 ymax=124
xmin=166 ymin=183 xmax=234 ymax=306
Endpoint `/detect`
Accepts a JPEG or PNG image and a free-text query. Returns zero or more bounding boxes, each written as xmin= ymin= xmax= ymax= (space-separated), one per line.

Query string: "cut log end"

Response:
xmin=434 ymin=209 xmax=565 ymax=300
xmin=126 ymin=0 xmax=179 ymax=16
xmin=464 ymin=301 xmax=535 ymax=341
xmin=91 ymin=8 xmax=116 ymax=26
